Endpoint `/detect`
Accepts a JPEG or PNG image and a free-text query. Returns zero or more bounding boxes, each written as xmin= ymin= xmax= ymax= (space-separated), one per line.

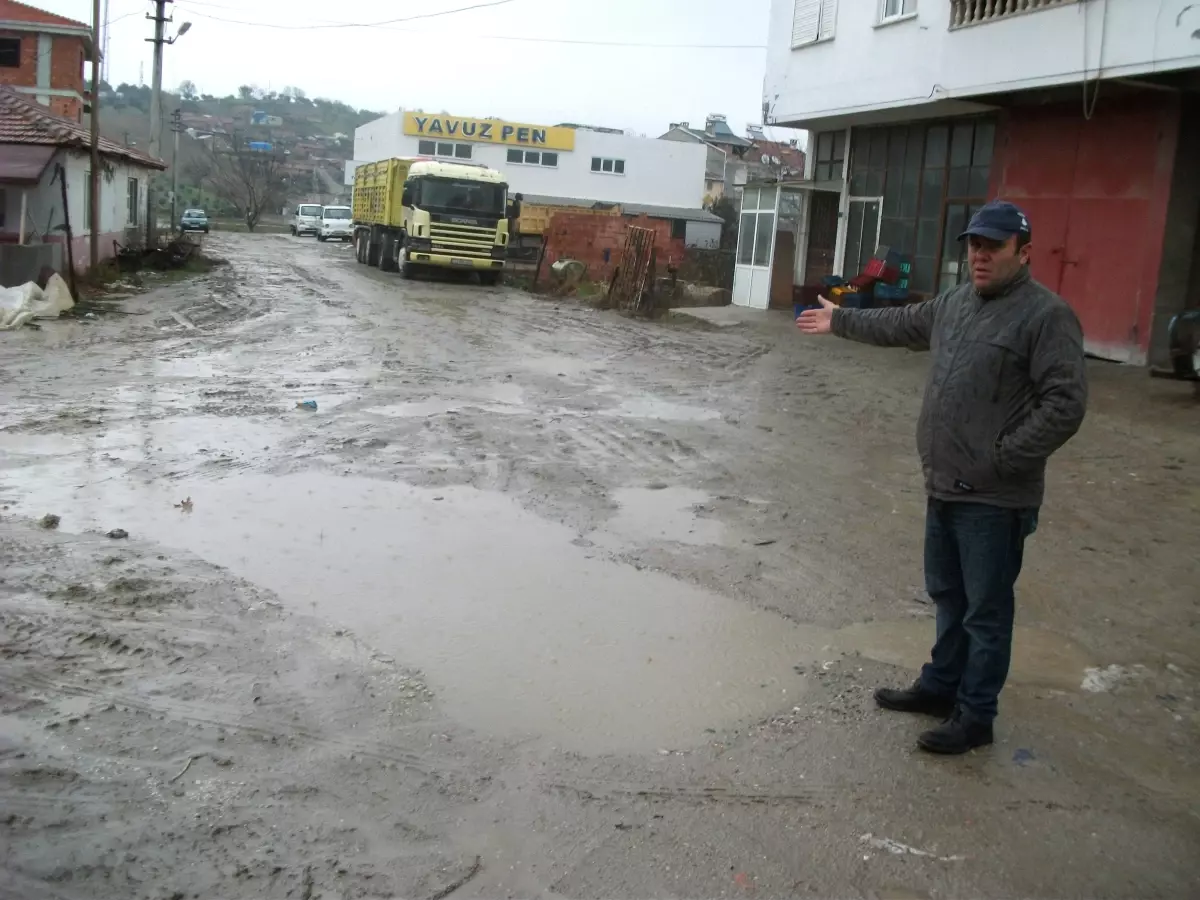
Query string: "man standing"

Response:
xmin=797 ymin=201 xmax=1087 ymax=754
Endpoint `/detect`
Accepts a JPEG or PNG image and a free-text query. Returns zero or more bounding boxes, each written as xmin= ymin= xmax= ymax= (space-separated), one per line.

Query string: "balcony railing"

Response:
xmin=950 ymin=0 xmax=1077 ymax=29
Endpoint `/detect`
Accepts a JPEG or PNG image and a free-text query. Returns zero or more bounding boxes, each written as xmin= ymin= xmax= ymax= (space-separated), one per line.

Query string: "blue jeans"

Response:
xmin=919 ymin=499 xmax=1038 ymax=724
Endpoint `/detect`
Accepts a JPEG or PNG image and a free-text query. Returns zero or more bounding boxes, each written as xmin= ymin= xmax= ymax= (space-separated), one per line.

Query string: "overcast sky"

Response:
xmin=38 ymin=0 xmax=790 ymax=140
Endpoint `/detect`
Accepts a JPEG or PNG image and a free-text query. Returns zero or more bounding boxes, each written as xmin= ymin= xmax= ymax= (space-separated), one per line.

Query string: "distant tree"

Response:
xmin=193 ymin=132 xmax=287 ymax=232
xmin=707 ymin=195 xmax=739 ymax=250
xmin=178 ymin=80 xmax=198 ymax=101
xmin=237 ymin=85 xmax=254 ymax=100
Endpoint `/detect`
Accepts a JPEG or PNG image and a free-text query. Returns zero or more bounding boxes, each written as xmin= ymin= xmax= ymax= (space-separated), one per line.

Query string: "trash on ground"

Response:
xmin=296 ymin=400 xmax=318 ymax=411
xmin=0 ymin=275 xmax=75 ymax=330
xmin=1081 ymin=664 xmax=1143 ymax=693
xmin=1012 ymin=747 xmax=1036 ymax=767
xmin=106 ymin=529 xmax=130 ymax=540
xmin=175 ymin=497 xmax=194 ymax=512
xmin=39 ymin=514 xmax=61 ymax=529
xmin=860 ymin=833 xmax=965 ymax=862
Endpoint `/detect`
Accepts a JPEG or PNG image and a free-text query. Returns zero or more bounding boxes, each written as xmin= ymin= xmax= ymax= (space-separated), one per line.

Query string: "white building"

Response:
xmin=0 ymin=85 xmax=165 ymax=278
xmin=347 ymin=109 xmax=710 ymax=213
xmin=745 ymin=0 xmax=1200 ymax=365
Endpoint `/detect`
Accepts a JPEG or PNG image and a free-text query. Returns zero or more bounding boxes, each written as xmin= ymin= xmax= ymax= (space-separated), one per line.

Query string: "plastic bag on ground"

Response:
xmin=0 ymin=275 xmax=74 ymax=330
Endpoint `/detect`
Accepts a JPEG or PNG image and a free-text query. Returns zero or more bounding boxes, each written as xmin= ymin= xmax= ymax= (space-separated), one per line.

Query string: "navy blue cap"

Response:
xmin=958 ymin=201 xmax=1031 ymax=242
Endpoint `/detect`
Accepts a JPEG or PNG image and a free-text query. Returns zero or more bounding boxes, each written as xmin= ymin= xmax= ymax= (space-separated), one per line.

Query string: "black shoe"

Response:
xmin=917 ymin=710 xmax=994 ymax=755
xmin=874 ymin=679 xmax=956 ymax=718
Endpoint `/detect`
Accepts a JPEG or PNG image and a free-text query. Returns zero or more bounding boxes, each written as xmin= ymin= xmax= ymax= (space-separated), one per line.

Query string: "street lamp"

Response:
xmin=171 ymin=21 xmax=190 ymax=41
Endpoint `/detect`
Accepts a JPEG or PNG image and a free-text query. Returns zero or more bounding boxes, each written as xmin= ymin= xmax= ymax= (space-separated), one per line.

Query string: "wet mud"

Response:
xmin=1 ymin=233 xmax=1198 ymax=898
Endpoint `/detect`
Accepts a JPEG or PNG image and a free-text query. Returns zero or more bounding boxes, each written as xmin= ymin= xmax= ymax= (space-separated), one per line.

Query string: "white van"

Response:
xmin=318 ymin=206 xmax=353 ymax=242
xmin=291 ymin=203 xmax=323 ymax=236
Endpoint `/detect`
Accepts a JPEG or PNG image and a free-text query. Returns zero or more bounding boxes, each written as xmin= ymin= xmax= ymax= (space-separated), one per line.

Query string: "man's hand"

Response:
xmin=796 ymin=296 xmax=836 ymax=335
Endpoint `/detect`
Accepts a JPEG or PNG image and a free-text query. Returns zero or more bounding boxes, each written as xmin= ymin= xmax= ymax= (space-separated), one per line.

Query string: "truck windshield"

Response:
xmin=299 ymin=205 xmax=322 ymax=217
xmin=416 ymin=177 xmax=506 ymax=217
xmin=323 ymin=208 xmax=351 ymax=219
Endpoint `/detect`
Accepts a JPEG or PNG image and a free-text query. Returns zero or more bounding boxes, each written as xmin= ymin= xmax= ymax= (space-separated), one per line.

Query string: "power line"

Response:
xmin=174 ymin=1 xmax=765 ymax=47
xmin=173 ymin=0 xmax=521 ymax=30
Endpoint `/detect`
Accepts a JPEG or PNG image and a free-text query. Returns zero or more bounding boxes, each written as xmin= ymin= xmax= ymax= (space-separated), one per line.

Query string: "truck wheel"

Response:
xmin=354 ymin=232 xmax=366 ymax=263
xmin=366 ymin=231 xmax=381 ymax=267
xmin=400 ymin=253 xmax=418 ymax=280
xmin=379 ymin=233 xmax=397 ymax=272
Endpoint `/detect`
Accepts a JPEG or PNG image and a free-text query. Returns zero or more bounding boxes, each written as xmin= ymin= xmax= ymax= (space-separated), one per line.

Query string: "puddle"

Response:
xmin=833 ymin=620 xmax=1094 ymax=690
xmin=592 ymin=486 xmax=725 ymax=547
xmin=4 ymin=471 xmax=827 ymax=753
xmin=607 ymin=396 xmax=721 ymax=422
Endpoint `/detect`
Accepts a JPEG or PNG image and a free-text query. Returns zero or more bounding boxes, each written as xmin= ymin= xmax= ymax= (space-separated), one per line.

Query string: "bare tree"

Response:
xmin=195 ymin=132 xmax=287 ymax=232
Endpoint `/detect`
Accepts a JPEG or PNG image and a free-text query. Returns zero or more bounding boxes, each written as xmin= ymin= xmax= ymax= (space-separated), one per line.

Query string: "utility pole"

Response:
xmin=144 ymin=2 xmax=191 ymax=245
xmin=170 ymin=107 xmax=182 ymax=231
xmin=145 ymin=0 xmax=169 ymax=247
xmin=89 ymin=0 xmax=101 ymax=270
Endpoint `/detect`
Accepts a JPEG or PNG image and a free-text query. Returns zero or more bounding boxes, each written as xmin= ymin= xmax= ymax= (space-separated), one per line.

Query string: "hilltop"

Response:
xmin=96 ymin=81 xmax=383 ymax=215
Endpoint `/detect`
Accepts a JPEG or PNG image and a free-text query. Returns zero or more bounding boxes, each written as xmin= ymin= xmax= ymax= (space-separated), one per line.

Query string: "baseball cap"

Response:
xmin=958 ymin=201 xmax=1031 ymax=242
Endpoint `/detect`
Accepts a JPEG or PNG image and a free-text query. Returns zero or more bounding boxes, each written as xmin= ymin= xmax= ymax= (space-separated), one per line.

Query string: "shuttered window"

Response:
xmin=791 ymin=0 xmax=837 ymax=47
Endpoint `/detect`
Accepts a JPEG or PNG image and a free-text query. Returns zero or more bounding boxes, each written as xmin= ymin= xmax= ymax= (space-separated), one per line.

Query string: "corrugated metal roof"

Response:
xmin=622 ymin=203 xmax=723 ymax=224
xmin=0 ymin=86 xmax=165 ymax=169
xmin=0 ymin=143 xmax=55 ymax=183
xmin=517 ymin=193 xmax=720 ymax=223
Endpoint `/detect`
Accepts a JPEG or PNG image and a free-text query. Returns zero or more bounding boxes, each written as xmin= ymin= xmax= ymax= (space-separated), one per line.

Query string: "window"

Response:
xmin=847 ymin=118 xmax=994 ymax=295
xmin=590 ymin=157 xmax=625 ymax=175
xmin=812 ymin=130 xmax=846 ymax=183
xmin=879 ymin=0 xmax=916 ymax=22
xmin=670 ymin=219 xmax=687 ymax=240
xmin=791 ymin=0 xmax=837 ymax=48
xmin=736 ymin=185 xmax=777 ymax=268
xmin=507 ymin=149 xmax=558 ymax=167
xmin=0 ymin=37 xmax=20 ymax=68
xmin=417 ymin=140 xmax=472 ymax=160
xmin=127 ymin=177 xmax=139 ymax=227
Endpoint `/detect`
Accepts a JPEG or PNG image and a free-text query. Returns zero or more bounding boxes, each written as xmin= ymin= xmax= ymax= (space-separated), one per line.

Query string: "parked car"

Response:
xmin=291 ymin=204 xmax=323 ymax=236
xmin=318 ymin=205 xmax=353 ymax=242
xmin=179 ymin=208 xmax=209 ymax=233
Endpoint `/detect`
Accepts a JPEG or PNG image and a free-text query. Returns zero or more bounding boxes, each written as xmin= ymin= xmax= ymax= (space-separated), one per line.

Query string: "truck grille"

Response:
xmin=429 ymin=222 xmax=496 ymax=259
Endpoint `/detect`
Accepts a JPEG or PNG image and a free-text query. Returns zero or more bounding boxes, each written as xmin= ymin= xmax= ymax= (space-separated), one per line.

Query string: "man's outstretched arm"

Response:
xmin=798 ymin=294 xmax=944 ymax=351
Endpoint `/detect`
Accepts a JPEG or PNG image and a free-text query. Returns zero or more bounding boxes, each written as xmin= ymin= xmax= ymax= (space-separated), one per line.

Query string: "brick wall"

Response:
xmin=0 ymin=30 xmax=85 ymax=120
xmin=543 ymin=213 xmax=687 ymax=282
xmin=0 ymin=29 xmax=38 ymax=89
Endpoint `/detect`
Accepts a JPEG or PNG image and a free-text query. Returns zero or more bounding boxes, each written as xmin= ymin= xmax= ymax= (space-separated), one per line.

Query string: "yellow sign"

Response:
xmin=403 ymin=112 xmax=576 ymax=152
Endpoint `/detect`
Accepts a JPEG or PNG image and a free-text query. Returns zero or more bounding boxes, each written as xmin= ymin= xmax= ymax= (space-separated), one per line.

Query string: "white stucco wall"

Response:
xmin=2 ymin=152 xmax=149 ymax=242
xmin=348 ymin=110 xmax=708 ymax=209
xmin=765 ymin=0 xmax=1200 ymax=128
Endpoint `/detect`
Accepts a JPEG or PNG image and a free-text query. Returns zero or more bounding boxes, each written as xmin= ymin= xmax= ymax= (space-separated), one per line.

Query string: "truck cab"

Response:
xmin=352 ymin=158 xmax=509 ymax=285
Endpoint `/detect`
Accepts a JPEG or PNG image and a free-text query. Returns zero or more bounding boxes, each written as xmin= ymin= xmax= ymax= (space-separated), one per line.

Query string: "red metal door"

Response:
xmin=994 ymin=99 xmax=1178 ymax=363
xmin=994 ymin=108 xmax=1079 ymax=293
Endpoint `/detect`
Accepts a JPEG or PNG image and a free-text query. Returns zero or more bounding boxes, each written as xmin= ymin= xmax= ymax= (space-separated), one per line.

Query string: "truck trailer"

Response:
xmin=351 ymin=157 xmax=509 ymax=284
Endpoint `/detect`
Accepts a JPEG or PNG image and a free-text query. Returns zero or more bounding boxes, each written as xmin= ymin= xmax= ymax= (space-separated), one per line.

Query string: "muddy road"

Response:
xmin=2 ymin=233 xmax=1198 ymax=899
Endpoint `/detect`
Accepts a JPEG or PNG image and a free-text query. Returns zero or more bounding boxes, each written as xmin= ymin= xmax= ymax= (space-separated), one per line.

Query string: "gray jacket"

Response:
xmin=831 ymin=269 xmax=1087 ymax=509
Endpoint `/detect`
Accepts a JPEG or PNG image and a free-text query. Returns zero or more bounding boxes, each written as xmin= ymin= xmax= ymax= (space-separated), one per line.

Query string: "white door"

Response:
xmin=732 ymin=185 xmax=779 ymax=309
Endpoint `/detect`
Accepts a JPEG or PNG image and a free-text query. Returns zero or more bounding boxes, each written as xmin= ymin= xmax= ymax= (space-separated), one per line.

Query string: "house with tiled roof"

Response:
xmin=659 ymin=114 xmax=755 ymax=205
xmin=1 ymin=84 xmax=166 ymax=275
xmin=0 ymin=0 xmax=94 ymax=122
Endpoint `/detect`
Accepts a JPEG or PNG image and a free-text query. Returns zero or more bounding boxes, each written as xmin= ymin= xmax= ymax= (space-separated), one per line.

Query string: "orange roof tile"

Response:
xmin=0 ymin=0 xmax=89 ymax=30
xmin=0 ymin=85 xmax=166 ymax=169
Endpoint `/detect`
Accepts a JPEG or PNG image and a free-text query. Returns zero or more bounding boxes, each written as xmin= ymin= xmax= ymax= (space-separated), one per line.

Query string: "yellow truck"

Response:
xmin=351 ymin=157 xmax=509 ymax=284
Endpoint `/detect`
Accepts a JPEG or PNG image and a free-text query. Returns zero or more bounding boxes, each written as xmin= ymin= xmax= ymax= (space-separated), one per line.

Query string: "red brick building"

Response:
xmin=0 ymin=0 xmax=93 ymax=123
